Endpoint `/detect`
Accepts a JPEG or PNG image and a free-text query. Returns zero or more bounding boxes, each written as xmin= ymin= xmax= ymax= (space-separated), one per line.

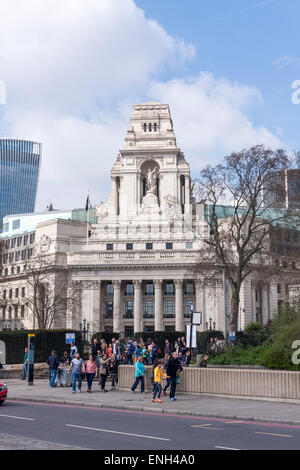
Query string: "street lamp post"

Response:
xmin=79 ymin=318 xmax=90 ymax=356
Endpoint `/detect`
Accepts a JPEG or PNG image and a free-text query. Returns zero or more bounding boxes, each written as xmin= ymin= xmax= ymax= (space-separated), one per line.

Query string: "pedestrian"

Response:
xmin=21 ymin=347 xmax=29 ymax=380
xmin=92 ymin=338 xmax=101 ymax=359
xmin=150 ymin=341 xmax=158 ymax=365
xmin=95 ymin=349 xmax=102 ymax=376
xmin=164 ymin=339 xmax=172 ymax=355
xmin=162 ymin=353 xmax=171 ymax=396
xmin=166 ymin=351 xmax=183 ymax=401
xmin=100 ymin=339 xmax=108 ymax=356
xmin=186 ymin=350 xmax=191 ymax=367
xmin=57 ymin=351 xmax=71 ymax=387
xmin=99 ymin=353 xmax=111 ymax=392
xmin=151 ymin=357 xmax=159 ymax=397
xmin=107 ymin=343 xmax=113 ymax=358
xmin=134 ymin=343 xmax=142 ymax=363
xmin=141 ymin=344 xmax=149 ymax=366
xmin=68 ymin=352 xmax=85 ymax=393
xmin=131 ymin=356 xmax=145 ymax=394
xmin=70 ymin=342 xmax=77 ymax=360
xmin=126 ymin=339 xmax=135 ymax=365
xmin=46 ymin=350 xmax=59 ymax=388
xmin=199 ymin=354 xmax=209 ymax=367
xmin=85 ymin=355 xmax=98 ymax=392
xmin=152 ymin=360 xmax=169 ymax=403
xmin=108 ymin=354 xmax=119 ymax=390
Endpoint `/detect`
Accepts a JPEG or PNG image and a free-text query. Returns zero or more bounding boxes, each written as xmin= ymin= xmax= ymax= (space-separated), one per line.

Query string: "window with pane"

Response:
xmin=145 ymin=300 xmax=154 ymax=317
xmin=3 ymin=290 xmax=6 ymax=299
xmin=125 ymin=301 xmax=134 ymax=318
xmin=9 ymin=289 xmax=12 ymax=299
xmin=125 ymin=283 xmax=134 ymax=296
xmin=23 ymin=235 xmax=28 ymax=245
xmin=106 ymin=301 xmax=113 ymax=317
xmin=15 ymin=288 xmax=19 ymax=298
xmin=22 ymin=287 xmax=25 ymax=297
xmin=28 ymin=248 xmax=33 ymax=258
xmin=165 ymin=300 xmax=175 ymax=317
xmin=106 ymin=243 xmax=113 ymax=251
xmin=15 ymin=251 xmax=20 ymax=262
xmin=9 ymin=253 xmax=14 ymax=263
xmin=145 ymin=282 xmax=154 ymax=295
xmin=14 ymin=305 xmax=18 ymax=318
xmin=8 ymin=306 xmax=12 ymax=319
xmin=185 ymin=300 xmax=193 ymax=317
xmin=185 ymin=282 xmax=194 ymax=295
xmin=185 ymin=242 xmax=193 ymax=249
xmin=12 ymin=219 xmax=20 ymax=230
xmin=166 ymin=242 xmax=173 ymax=250
xmin=21 ymin=250 xmax=26 ymax=260
xmin=5 ymin=239 xmax=10 ymax=249
xmin=2 ymin=306 xmax=6 ymax=319
xmin=165 ymin=282 xmax=174 ymax=295
xmin=106 ymin=282 xmax=113 ymax=295
xmin=11 ymin=238 xmax=16 ymax=248
xmin=30 ymin=233 xmax=35 ymax=244
xmin=21 ymin=305 xmax=25 ymax=319
xmin=126 ymin=243 xmax=133 ymax=250
xmin=17 ymin=237 xmax=22 ymax=247
xmin=146 ymin=243 xmax=153 ymax=250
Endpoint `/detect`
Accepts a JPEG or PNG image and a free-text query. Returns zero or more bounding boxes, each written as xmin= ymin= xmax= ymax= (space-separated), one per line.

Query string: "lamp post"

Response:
xmin=79 ymin=318 xmax=90 ymax=356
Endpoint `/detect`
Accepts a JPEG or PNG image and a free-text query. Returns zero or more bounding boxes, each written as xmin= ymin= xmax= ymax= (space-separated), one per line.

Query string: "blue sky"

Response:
xmin=0 ymin=0 xmax=299 ymax=210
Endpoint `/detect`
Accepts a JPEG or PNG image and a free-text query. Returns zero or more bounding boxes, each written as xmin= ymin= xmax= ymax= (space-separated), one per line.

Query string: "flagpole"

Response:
xmin=86 ymin=191 xmax=90 ymax=246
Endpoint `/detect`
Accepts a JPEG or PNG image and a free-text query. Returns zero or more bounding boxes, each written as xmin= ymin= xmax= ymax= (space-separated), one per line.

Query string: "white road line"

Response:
xmin=66 ymin=424 xmax=170 ymax=441
xmin=0 ymin=414 xmax=35 ymax=421
xmin=215 ymin=446 xmax=242 ymax=450
xmin=255 ymin=432 xmax=292 ymax=438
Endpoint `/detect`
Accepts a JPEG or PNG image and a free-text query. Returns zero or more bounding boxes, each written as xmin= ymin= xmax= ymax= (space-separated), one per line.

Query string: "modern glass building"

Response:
xmin=0 ymin=139 xmax=41 ymax=228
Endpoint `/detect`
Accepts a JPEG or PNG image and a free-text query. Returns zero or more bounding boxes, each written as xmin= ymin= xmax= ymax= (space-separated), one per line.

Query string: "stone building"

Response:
xmin=0 ymin=103 xmax=296 ymax=335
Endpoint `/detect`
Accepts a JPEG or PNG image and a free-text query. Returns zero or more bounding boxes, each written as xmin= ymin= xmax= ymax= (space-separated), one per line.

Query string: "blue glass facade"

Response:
xmin=0 ymin=139 xmax=41 ymax=227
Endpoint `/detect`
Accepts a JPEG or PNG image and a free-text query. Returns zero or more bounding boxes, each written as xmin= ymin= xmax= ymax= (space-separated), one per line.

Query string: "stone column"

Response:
xmin=133 ymin=280 xmax=143 ymax=333
xmin=154 ymin=280 xmax=164 ymax=331
xmin=195 ymin=280 xmax=205 ymax=331
xmin=185 ymin=175 xmax=191 ymax=214
xmin=112 ymin=176 xmax=119 ymax=215
xmin=175 ymin=280 xmax=184 ymax=332
xmin=112 ymin=280 xmax=122 ymax=333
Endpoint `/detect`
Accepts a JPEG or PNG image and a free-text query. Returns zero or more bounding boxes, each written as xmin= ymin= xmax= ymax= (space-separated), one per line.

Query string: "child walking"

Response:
xmin=152 ymin=360 xmax=169 ymax=403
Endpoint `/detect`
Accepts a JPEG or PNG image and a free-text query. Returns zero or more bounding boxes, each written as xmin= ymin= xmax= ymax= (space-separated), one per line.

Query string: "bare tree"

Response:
xmin=191 ymin=145 xmax=294 ymax=331
xmin=24 ymin=251 xmax=72 ymax=330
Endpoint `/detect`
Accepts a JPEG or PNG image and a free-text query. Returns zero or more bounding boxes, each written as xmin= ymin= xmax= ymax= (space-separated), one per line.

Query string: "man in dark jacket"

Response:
xmin=92 ymin=338 xmax=101 ymax=358
xmin=166 ymin=352 xmax=183 ymax=401
xmin=47 ymin=350 xmax=60 ymax=388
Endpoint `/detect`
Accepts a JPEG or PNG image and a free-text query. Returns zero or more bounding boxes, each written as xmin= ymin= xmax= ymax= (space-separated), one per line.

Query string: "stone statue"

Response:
xmin=146 ymin=168 xmax=157 ymax=194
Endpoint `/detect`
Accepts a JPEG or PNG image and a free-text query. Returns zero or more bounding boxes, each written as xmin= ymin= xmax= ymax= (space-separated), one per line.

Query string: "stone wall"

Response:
xmin=118 ymin=365 xmax=300 ymax=402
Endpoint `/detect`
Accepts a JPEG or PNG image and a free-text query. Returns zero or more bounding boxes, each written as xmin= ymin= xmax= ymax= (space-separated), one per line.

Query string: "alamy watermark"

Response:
xmin=0 ymin=80 xmax=6 ymax=105
xmin=291 ymin=80 xmax=300 ymax=105
xmin=291 ymin=340 xmax=300 ymax=365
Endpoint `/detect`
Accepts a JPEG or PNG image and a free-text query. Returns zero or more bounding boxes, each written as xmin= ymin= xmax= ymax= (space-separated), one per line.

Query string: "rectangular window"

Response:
xmin=21 ymin=305 xmax=25 ymax=319
xmin=2 ymin=306 xmax=6 ymax=320
xmin=28 ymin=248 xmax=33 ymax=258
xmin=165 ymin=282 xmax=174 ymax=295
xmin=185 ymin=282 xmax=194 ymax=295
xmin=165 ymin=300 xmax=175 ymax=317
xmin=166 ymin=242 xmax=173 ymax=250
xmin=5 ymin=239 xmax=10 ymax=249
xmin=23 ymin=235 xmax=28 ymax=245
xmin=106 ymin=301 xmax=113 ymax=317
xmin=125 ymin=326 xmax=134 ymax=337
xmin=12 ymin=219 xmax=20 ymax=230
xmin=125 ymin=283 xmax=134 ymax=296
xmin=3 ymin=223 xmax=9 ymax=233
xmin=17 ymin=266 xmax=20 ymax=273
xmin=11 ymin=267 xmax=14 ymax=275
xmin=125 ymin=301 xmax=134 ymax=318
xmin=9 ymin=289 xmax=12 ymax=299
xmin=146 ymin=243 xmax=153 ymax=250
xmin=17 ymin=236 xmax=22 ymax=247
xmin=14 ymin=305 xmax=18 ymax=318
xmin=3 ymin=254 xmax=8 ymax=264
xmin=106 ymin=243 xmax=113 ymax=251
xmin=126 ymin=243 xmax=133 ymax=251
xmin=165 ymin=325 xmax=175 ymax=332
xmin=8 ymin=306 xmax=12 ymax=319
xmin=185 ymin=242 xmax=193 ymax=249
xmin=21 ymin=250 xmax=26 ymax=260
xmin=11 ymin=238 xmax=16 ymax=248
xmin=145 ymin=300 xmax=154 ymax=317
xmin=15 ymin=251 xmax=20 ymax=262
xmin=106 ymin=282 xmax=113 ymax=295
xmin=15 ymin=288 xmax=19 ymax=298
xmin=185 ymin=300 xmax=193 ymax=317
xmin=30 ymin=233 xmax=35 ymax=244
xmin=145 ymin=282 xmax=154 ymax=295
xmin=277 ymin=284 xmax=281 ymax=294
xmin=22 ymin=287 xmax=25 ymax=297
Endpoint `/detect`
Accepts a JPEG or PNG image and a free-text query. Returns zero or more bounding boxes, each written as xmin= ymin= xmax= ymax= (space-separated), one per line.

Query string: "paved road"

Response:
xmin=1 ymin=400 xmax=300 ymax=450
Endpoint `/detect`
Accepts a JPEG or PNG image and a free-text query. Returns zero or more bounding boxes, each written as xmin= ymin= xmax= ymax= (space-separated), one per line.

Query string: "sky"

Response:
xmin=0 ymin=0 xmax=299 ymax=211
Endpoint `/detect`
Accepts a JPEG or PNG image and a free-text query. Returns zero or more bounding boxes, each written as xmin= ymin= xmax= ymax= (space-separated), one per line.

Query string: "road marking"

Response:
xmin=66 ymin=424 xmax=171 ymax=441
xmin=0 ymin=414 xmax=35 ymax=421
xmin=225 ymin=421 xmax=245 ymax=424
xmin=215 ymin=446 xmax=242 ymax=450
xmin=255 ymin=432 xmax=292 ymax=438
xmin=192 ymin=425 xmax=222 ymax=431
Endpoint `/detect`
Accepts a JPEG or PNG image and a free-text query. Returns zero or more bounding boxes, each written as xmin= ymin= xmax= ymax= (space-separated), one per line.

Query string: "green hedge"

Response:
xmin=0 ymin=329 xmax=83 ymax=364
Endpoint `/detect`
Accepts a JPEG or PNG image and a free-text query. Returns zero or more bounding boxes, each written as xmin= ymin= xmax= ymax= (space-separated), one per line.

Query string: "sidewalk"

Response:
xmin=4 ymin=378 xmax=300 ymax=425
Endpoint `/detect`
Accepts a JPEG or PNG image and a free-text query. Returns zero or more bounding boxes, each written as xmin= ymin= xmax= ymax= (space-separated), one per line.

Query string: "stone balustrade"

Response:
xmin=118 ymin=365 xmax=300 ymax=402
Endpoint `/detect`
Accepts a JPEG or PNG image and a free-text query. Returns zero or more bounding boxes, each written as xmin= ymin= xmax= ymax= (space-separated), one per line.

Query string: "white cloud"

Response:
xmin=149 ymin=73 xmax=283 ymax=173
xmin=0 ymin=0 xmax=283 ymax=211
xmin=274 ymin=56 xmax=300 ymax=69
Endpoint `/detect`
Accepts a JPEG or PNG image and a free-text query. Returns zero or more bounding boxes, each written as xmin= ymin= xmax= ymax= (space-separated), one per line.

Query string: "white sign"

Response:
xmin=229 ymin=331 xmax=236 ymax=341
xmin=66 ymin=333 xmax=75 ymax=344
xmin=186 ymin=325 xmax=197 ymax=348
xmin=192 ymin=312 xmax=202 ymax=325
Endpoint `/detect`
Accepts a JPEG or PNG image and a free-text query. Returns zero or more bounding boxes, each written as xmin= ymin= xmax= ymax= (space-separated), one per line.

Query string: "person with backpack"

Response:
xmin=131 ymin=356 xmax=145 ymax=393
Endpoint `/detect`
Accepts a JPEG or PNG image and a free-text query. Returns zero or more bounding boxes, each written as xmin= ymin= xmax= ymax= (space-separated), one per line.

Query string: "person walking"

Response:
xmin=21 ymin=347 xmax=29 ymax=380
xmin=57 ymin=351 xmax=71 ymax=387
xmin=162 ymin=353 xmax=171 ymax=396
xmin=70 ymin=342 xmax=77 ymax=360
xmin=126 ymin=339 xmax=135 ymax=365
xmin=85 ymin=355 xmax=98 ymax=392
xmin=99 ymin=353 xmax=111 ymax=392
xmin=131 ymin=356 xmax=145 ymax=394
xmin=68 ymin=352 xmax=85 ymax=393
xmin=166 ymin=351 xmax=183 ymax=401
xmin=46 ymin=350 xmax=59 ymax=388
xmin=108 ymin=354 xmax=119 ymax=390
xmin=91 ymin=338 xmax=101 ymax=359
xmin=152 ymin=360 xmax=169 ymax=403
